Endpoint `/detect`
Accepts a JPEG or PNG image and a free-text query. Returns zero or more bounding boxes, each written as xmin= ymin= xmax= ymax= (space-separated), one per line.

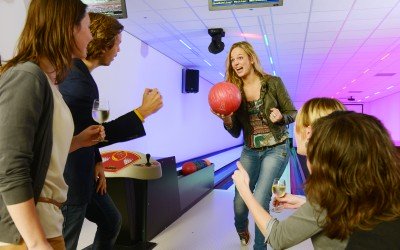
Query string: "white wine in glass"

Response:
xmin=92 ymin=98 xmax=109 ymax=141
xmin=271 ymin=178 xmax=286 ymax=213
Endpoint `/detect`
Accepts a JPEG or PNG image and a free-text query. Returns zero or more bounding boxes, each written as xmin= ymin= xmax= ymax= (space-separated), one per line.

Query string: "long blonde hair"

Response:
xmin=225 ymin=41 xmax=267 ymax=89
xmin=0 ymin=0 xmax=87 ymax=83
xmin=295 ymin=97 xmax=346 ymax=139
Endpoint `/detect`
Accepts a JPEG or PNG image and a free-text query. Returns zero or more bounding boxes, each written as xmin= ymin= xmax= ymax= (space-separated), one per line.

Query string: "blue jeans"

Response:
xmin=62 ymin=192 xmax=122 ymax=250
xmin=234 ymin=140 xmax=290 ymax=250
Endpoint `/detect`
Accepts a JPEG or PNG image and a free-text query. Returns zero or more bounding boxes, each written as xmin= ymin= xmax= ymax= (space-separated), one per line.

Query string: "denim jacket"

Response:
xmin=225 ymin=75 xmax=297 ymax=146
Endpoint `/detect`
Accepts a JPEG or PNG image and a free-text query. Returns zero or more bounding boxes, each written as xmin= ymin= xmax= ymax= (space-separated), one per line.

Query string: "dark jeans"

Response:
xmin=62 ymin=192 xmax=122 ymax=250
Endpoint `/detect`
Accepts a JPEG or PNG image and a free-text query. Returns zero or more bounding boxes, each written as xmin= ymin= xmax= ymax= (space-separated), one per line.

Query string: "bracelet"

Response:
xmin=134 ymin=109 xmax=144 ymax=122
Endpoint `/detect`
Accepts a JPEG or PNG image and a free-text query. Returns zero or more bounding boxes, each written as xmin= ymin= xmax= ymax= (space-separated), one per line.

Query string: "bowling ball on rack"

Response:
xmin=208 ymin=81 xmax=241 ymax=116
xmin=193 ymin=160 xmax=208 ymax=171
xmin=182 ymin=161 xmax=197 ymax=175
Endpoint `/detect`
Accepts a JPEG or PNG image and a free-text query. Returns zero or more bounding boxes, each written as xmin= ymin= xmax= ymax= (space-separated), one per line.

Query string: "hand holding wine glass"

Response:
xmin=92 ymin=98 xmax=109 ymax=142
xmin=271 ymin=178 xmax=286 ymax=213
xmin=69 ymin=125 xmax=105 ymax=153
xmin=275 ymin=193 xmax=306 ymax=209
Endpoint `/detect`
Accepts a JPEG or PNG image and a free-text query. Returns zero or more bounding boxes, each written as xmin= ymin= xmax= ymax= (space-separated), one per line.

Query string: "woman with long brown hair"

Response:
xmin=307 ymin=112 xmax=400 ymax=248
xmin=0 ymin=0 xmax=104 ymax=249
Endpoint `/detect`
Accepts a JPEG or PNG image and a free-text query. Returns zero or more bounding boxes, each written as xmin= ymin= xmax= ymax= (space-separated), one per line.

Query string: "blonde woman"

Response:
xmin=213 ymin=41 xmax=297 ymax=248
xmin=276 ymin=97 xmax=346 ymax=209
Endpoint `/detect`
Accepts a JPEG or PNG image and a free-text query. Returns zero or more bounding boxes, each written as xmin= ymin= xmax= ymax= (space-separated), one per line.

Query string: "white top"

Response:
xmin=35 ymin=80 xmax=73 ymax=238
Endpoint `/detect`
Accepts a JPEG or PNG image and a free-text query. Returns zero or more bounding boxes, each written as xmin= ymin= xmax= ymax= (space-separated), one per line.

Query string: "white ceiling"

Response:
xmin=120 ymin=0 xmax=400 ymax=103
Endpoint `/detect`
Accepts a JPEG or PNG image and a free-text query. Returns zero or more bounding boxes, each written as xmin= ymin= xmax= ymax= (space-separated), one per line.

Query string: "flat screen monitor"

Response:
xmin=209 ymin=0 xmax=283 ymax=11
xmin=82 ymin=0 xmax=127 ymax=19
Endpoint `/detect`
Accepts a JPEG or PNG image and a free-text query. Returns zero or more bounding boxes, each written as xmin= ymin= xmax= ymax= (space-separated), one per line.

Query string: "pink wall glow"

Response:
xmin=364 ymin=92 xmax=400 ymax=143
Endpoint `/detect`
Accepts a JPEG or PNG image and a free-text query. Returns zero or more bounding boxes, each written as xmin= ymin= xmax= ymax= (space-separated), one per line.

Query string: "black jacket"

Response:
xmin=59 ymin=59 xmax=146 ymax=205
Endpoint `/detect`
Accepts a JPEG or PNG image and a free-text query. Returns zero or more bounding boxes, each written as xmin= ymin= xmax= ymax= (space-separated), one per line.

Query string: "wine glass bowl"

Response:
xmin=271 ymin=178 xmax=286 ymax=213
xmin=92 ymin=99 xmax=109 ymax=141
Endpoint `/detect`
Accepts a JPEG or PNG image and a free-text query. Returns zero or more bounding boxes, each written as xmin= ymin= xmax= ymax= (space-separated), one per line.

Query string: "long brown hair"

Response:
xmin=305 ymin=111 xmax=400 ymax=240
xmin=0 ymin=0 xmax=87 ymax=83
xmin=86 ymin=12 xmax=124 ymax=60
xmin=225 ymin=41 xmax=267 ymax=89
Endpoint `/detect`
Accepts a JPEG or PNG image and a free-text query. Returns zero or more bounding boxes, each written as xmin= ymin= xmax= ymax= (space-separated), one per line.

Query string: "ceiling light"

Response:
xmin=263 ymin=35 xmax=269 ymax=46
xmin=203 ymin=59 xmax=212 ymax=66
xmin=380 ymin=53 xmax=390 ymax=60
xmin=208 ymin=28 xmax=225 ymax=54
xmin=179 ymin=39 xmax=192 ymax=50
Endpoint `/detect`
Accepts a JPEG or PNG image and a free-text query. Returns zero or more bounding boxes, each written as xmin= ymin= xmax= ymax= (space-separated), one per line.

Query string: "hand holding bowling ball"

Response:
xmin=208 ymin=82 xmax=241 ymax=116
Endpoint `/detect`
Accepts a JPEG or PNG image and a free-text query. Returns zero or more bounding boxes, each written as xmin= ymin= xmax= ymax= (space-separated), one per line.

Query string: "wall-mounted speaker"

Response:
xmin=182 ymin=69 xmax=199 ymax=93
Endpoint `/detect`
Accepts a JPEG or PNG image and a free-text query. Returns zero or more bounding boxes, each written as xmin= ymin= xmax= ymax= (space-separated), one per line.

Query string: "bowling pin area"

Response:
xmin=77 ymin=147 xmax=312 ymax=250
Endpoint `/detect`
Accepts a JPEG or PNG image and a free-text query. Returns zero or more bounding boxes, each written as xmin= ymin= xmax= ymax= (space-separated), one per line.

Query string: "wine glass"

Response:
xmin=92 ymin=98 xmax=109 ymax=142
xmin=271 ymin=178 xmax=286 ymax=213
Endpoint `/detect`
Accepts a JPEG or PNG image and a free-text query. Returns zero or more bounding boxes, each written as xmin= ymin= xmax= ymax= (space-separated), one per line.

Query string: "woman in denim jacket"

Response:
xmin=215 ymin=41 xmax=296 ymax=249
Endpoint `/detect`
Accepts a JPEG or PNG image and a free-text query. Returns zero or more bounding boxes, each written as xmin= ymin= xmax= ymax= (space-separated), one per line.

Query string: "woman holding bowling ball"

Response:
xmin=213 ymin=41 xmax=296 ymax=249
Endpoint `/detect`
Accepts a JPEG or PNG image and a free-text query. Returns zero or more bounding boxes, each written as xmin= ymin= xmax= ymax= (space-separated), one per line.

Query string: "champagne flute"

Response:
xmin=271 ymin=178 xmax=286 ymax=213
xmin=92 ymin=98 xmax=109 ymax=142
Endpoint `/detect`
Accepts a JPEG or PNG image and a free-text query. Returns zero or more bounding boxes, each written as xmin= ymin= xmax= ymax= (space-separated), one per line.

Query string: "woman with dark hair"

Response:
xmin=306 ymin=112 xmax=400 ymax=247
xmin=214 ymin=41 xmax=296 ymax=249
xmin=0 ymin=0 xmax=104 ymax=249
xmin=233 ymin=111 xmax=400 ymax=249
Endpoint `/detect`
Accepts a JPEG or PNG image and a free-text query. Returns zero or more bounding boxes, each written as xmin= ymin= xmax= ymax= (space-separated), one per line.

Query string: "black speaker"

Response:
xmin=182 ymin=69 xmax=199 ymax=93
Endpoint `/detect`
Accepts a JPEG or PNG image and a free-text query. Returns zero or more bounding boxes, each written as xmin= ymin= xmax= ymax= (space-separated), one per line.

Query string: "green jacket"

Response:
xmin=226 ymin=75 xmax=297 ymax=146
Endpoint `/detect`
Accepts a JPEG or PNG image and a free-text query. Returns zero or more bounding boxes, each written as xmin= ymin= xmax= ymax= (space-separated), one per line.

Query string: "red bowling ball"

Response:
xmin=208 ymin=82 xmax=241 ymax=116
xmin=182 ymin=162 xmax=197 ymax=175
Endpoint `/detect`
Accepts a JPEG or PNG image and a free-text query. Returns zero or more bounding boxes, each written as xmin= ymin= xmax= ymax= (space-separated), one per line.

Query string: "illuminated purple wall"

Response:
xmin=364 ymin=92 xmax=400 ymax=143
xmin=93 ymin=33 xmax=242 ymax=162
